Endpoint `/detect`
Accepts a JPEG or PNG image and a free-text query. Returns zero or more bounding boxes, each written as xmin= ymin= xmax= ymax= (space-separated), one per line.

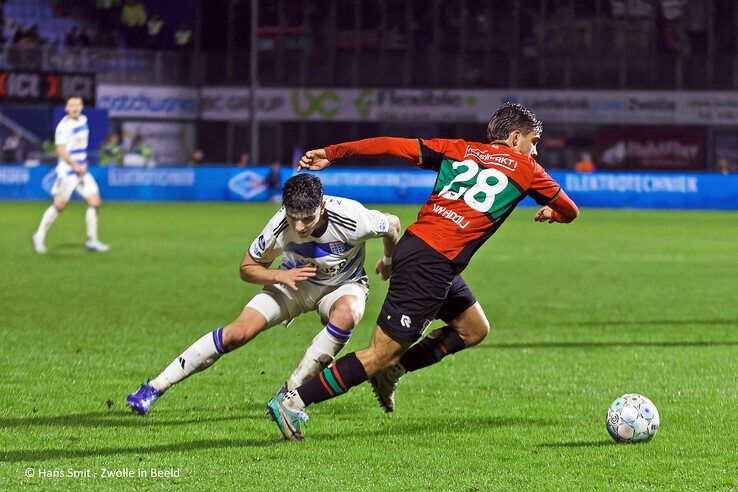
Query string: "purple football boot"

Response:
xmin=126 ymin=380 xmax=161 ymax=415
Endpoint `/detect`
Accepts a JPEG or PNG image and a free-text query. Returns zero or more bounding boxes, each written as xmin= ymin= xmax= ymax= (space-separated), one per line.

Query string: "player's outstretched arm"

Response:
xmin=297 ymin=149 xmax=331 ymax=172
xmin=375 ymin=213 xmax=401 ymax=281
xmin=239 ymin=252 xmax=316 ymax=291
xmin=534 ymin=191 xmax=580 ymax=224
xmin=297 ymin=137 xmax=423 ymax=172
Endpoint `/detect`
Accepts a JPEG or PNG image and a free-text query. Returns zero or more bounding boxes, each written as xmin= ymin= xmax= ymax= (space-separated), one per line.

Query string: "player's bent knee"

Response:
xmin=53 ymin=199 xmax=68 ymax=210
xmin=328 ymin=298 xmax=363 ymax=330
xmin=450 ymin=302 xmax=490 ymax=347
xmin=467 ymin=319 xmax=490 ymax=346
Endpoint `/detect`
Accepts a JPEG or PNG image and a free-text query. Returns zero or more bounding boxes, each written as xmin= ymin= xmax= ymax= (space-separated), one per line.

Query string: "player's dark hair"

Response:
xmin=66 ymin=94 xmax=83 ymax=102
xmin=282 ymin=173 xmax=323 ymax=212
xmin=486 ymin=102 xmax=542 ymax=142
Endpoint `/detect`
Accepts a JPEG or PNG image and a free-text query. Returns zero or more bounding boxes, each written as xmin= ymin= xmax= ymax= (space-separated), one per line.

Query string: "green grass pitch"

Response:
xmin=1 ymin=201 xmax=736 ymax=490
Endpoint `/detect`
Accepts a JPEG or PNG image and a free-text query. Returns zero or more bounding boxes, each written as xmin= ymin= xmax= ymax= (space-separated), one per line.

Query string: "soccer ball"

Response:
xmin=606 ymin=394 xmax=660 ymax=443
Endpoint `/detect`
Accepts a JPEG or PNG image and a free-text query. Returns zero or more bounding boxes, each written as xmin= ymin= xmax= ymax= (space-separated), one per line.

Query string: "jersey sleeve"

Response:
xmin=248 ymin=211 xmax=285 ymax=264
xmin=54 ymin=120 xmax=71 ymax=146
xmin=324 ymin=136 xmax=458 ymax=173
xmin=418 ymin=138 xmax=457 ymax=171
xmin=354 ymin=208 xmax=391 ymax=241
xmin=337 ymin=200 xmax=392 ymax=241
xmin=324 ymin=137 xmax=421 ymax=165
xmin=527 ymin=161 xmax=562 ymax=205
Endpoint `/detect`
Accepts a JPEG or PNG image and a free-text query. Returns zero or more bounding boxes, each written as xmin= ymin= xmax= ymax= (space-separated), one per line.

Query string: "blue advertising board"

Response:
xmin=0 ymin=165 xmax=736 ymax=210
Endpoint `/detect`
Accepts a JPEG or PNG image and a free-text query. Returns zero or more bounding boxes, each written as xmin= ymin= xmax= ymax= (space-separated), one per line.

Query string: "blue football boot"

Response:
xmin=126 ymin=380 xmax=161 ymax=415
xmin=266 ymin=393 xmax=308 ymax=441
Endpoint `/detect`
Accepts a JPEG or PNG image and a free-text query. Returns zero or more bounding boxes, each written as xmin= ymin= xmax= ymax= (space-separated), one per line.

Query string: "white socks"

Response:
xmin=147 ymin=323 xmax=352 ymax=397
xmin=286 ymin=322 xmax=352 ymax=391
xmin=85 ymin=206 xmax=98 ymax=241
xmin=35 ymin=205 xmax=60 ymax=240
xmin=283 ymin=389 xmax=306 ymax=412
xmin=35 ymin=205 xmax=101 ymax=242
xmin=150 ymin=328 xmax=227 ymax=394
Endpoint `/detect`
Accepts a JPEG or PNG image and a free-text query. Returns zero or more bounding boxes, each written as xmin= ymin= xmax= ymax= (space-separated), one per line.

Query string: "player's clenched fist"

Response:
xmin=276 ymin=264 xmax=317 ymax=290
xmin=534 ymin=206 xmax=557 ymax=223
xmin=297 ymin=149 xmax=331 ymax=171
xmin=374 ymin=257 xmax=392 ymax=281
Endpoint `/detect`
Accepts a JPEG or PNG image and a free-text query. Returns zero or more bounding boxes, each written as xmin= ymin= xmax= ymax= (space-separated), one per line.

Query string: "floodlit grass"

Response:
xmin=1 ymin=201 xmax=736 ymax=490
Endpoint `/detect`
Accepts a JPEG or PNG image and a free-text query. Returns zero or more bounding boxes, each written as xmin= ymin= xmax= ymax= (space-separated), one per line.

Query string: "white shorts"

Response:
xmin=51 ymin=171 xmax=99 ymax=201
xmin=247 ymin=278 xmax=369 ymax=328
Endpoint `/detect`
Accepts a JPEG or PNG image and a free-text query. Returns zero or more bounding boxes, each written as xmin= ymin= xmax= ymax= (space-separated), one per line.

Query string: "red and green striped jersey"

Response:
xmin=324 ymin=137 xmax=562 ymax=272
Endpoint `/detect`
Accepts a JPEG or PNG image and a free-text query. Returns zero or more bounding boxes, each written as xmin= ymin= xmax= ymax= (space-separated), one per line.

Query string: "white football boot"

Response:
xmin=31 ymin=234 xmax=47 ymax=254
xmin=85 ymin=239 xmax=110 ymax=252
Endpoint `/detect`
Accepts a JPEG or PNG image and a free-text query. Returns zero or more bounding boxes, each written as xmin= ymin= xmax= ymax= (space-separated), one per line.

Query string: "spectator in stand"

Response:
xmin=121 ymin=0 xmax=148 ymax=28
xmin=174 ymin=23 xmax=193 ymax=50
xmin=97 ymin=0 xmax=122 ymax=26
xmin=188 ymin=149 xmax=204 ymax=166
xmin=65 ymin=26 xmax=81 ymax=48
xmin=147 ymin=15 xmax=164 ymax=49
xmin=97 ymin=0 xmax=120 ymax=10
xmin=265 ymin=160 xmax=282 ymax=203
xmin=237 ymin=152 xmax=251 ymax=167
xmin=131 ymin=134 xmax=154 ymax=167
xmin=18 ymin=24 xmax=43 ymax=47
xmin=575 ymin=151 xmax=596 ymax=173
xmin=10 ymin=22 xmax=25 ymax=45
xmin=716 ymin=158 xmax=733 ymax=175
xmin=661 ymin=0 xmax=690 ymax=56
xmin=79 ymin=26 xmax=94 ymax=48
xmin=2 ymin=132 xmax=28 ymax=164
xmin=97 ymin=0 xmax=122 ymax=9
xmin=98 ymin=133 xmax=123 ymax=166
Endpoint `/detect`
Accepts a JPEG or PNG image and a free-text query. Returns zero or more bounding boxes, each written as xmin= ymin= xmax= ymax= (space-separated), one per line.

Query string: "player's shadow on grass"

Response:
xmin=483 ymin=340 xmax=738 ymax=349
xmin=321 ymin=415 xmax=553 ymax=441
xmin=47 ymin=243 xmax=89 ymax=254
xmin=0 ymin=438 xmax=278 ymax=463
xmin=0 ymin=408 xmax=264 ymax=430
xmin=553 ymin=319 xmax=738 ymax=327
xmin=537 ymin=440 xmax=613 ymax=448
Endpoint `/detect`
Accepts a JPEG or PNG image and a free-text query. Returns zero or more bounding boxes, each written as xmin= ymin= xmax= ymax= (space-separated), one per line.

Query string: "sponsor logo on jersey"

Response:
xmin=257 ymin=234 xmax=266 ymax=252
xmin=464 ymin=146 xmax=518 ymax=171
xmin=401 ymin=315 xmax=411 ymax=328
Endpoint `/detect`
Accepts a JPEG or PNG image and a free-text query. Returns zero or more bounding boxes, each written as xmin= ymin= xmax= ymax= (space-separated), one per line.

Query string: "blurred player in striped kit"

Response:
xmin=32 ymin=95 xmax=109 ymax=253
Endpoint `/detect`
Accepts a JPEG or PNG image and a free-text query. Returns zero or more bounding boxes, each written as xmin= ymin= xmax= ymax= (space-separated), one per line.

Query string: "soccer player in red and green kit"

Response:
xmin=267 ymin=102 xmax=580 ymax=440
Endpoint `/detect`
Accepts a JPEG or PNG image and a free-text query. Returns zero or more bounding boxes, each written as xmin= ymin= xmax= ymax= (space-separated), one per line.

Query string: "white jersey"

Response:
xmin=54 ymin=114 xmax=89 ymax=174
xmin=249 ymin=195 xmax=391 ymax=287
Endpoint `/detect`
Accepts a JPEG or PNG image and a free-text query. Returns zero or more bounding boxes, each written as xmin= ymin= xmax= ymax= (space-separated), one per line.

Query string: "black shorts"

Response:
xmin=377 ymin=232 xmax=477 ymax=342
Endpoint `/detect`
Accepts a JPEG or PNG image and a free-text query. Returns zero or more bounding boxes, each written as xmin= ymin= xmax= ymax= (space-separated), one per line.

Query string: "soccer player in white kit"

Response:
xmin=32 ymin=95 xmax=109 ymax=253
xmin=126 ymin=173 xmax=401 ymax=414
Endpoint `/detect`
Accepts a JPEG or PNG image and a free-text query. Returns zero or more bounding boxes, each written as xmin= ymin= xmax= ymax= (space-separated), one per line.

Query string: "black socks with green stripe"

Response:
xmin=296 ymin=352 xmax=368 ymax=407
xmin=294 ymin=327 xmax=466 ymax=408
xmin=399 ymin=326 xmax=466 ymax=372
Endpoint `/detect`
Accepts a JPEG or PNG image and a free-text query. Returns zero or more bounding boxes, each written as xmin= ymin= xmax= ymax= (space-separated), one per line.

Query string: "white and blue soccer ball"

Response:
xmin=606 ymin=394 xmax=660 ymax=443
